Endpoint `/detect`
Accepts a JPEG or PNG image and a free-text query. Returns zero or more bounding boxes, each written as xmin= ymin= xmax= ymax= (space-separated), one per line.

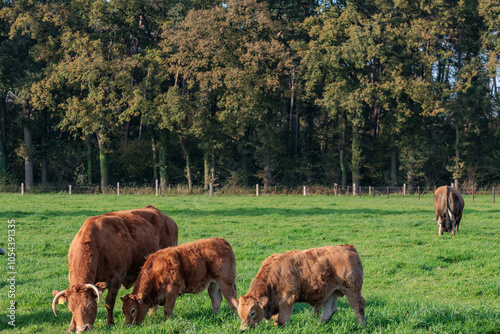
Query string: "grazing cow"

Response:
xmin=52 ymin=205 xmax=178 ymax=333
xmin=433 ymin=186 xmax=465 ymax=236
xmin=236 ymin=244 xmax=365 ymax=331
xmin=121 ymin=237 xmax=238 ymax=324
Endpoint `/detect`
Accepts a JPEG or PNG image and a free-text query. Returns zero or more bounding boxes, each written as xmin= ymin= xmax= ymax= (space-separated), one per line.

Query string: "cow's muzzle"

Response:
xmin=76 ymin=324 xmax=92 ymax=332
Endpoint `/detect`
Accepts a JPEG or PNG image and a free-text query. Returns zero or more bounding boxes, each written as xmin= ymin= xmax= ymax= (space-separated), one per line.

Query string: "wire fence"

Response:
xmin=1 ymin=181 xmax=497 ymax=202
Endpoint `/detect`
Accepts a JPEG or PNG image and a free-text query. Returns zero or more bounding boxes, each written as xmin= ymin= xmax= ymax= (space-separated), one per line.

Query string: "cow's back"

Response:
xmin=254 ymin=244 xmax=363 ymax=304
xmin=68 ymin=206 xmax=178 ymax=285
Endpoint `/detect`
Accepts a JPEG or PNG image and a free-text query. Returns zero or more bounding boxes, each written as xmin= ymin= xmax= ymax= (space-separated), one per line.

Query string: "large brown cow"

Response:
xmin=236 ymin=244 xmax=365 ymax=331
xmin=433 ymin=186 xmax=465 ymax=236
xmin=52 ymin=205 xmax=178 ymax=333
xmin=121 ymin=237 xmax=238 ymax=324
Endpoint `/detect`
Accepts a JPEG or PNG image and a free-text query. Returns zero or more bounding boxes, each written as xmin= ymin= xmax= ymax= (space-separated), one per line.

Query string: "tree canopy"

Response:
xmin=1 ymin=0 xmax=499 ymax=191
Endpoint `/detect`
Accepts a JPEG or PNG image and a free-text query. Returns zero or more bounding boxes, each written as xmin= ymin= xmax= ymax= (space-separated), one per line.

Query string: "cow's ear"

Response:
xmin=137 ymin=293 xmax=144 ymax=304
xmin=95 ymin=282 xmax=107 ymax=292
xmin=53 ymin=290 xmax=68 ymax=304
xmin=258 ymin=297 xmax=269 ymax=308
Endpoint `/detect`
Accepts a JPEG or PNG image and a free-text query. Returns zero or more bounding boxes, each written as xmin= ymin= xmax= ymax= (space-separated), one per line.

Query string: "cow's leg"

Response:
xmin=438 ymin=216 xmax=444 ymax=236
xmin=104 ymin=279 xmax=120 ymax=326
xmin=207 ymin=282 xmax=222 ymax=313
xmin=319 ymin=293 xmax=339 ymax=323
xmin=68 ymin=314 xmax=76 ymax=332
xmin=217 ymin=279 xmax=238 ymax=311
xmin=344 ymin=290 xmax=366 ymax=326
xmin=275 ymin=302 xmax=293 ymax=326
xmin=163 ymin=292 xmax=177 ymax=318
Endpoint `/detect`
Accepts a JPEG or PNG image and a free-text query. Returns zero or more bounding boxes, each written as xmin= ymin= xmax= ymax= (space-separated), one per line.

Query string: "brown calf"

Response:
xmin=236 ymin=244 xmax=365 ymax=331
xmin=52 ymin=205 xmax=178 ymax=332
xmin=434 ymin=186 xmax=465 ymax=236
xmin=121 ymin=237 xmax=238 ymax=324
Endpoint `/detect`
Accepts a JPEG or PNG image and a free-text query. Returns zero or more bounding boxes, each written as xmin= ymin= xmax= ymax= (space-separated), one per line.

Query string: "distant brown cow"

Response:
xmin=433 ymin=186 xmax=465 ymax=236
xmin=52 ymin=205 xmax=178 ymax=333
xmin=236 ymin=244 xmax=365 ymax=331
xmin=121 ymin=237 xmax=238 ymax=324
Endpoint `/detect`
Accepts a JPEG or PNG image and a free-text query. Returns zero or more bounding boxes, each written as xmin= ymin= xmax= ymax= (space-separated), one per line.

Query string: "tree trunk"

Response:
xmin=391 ymin=133 xmax=397 ymax=187
xmin=23 ymin=102 xmax=34 ymax=190
xmin=86 ymin=135 xmax=92 ymax=184
xmin=152 ymin=129 xmax=158 ymax=180
xmin=0 ymin=92 xmax=7 ymax=172
xmin=454 ymin=122 xmax=460 ymax=188
xmin=159 ymin=129 xmax=169 ymax=190
xmin=351 ymin=125 xmax=361 ymax=186
xmin=178 ymin=134 xmax=192 ymax=192
xmin=96 ymin=131 xmax=108 ymax=192
xmin=339 ymin=114 xmax=347 ymax=188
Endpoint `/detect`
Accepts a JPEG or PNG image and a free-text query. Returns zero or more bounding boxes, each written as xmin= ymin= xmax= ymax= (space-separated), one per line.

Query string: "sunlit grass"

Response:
xmin=0 ymin=193 xmax=498 ymax=333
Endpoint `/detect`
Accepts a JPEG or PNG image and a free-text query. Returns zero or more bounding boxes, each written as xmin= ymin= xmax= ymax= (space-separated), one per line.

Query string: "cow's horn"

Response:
xmin=52 ymin=290 xmax=66 ymax=317
xmin=85 ymin=284 xmax=101 ymax=303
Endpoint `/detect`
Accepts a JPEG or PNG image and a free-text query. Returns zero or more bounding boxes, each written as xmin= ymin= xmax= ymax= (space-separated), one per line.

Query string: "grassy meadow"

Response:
xmin=0 ymin=193 xmax=498 ymax=333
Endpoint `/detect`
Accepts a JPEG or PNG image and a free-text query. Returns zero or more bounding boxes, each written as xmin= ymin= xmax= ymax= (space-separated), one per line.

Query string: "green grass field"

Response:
xmin=0 ymin=193 xmax=498 ymax=333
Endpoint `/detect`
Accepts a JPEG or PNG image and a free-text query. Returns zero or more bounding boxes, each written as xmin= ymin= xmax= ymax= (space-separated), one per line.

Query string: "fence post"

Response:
xmin=493 ymin=187 xmax=496 ymax=203
xmin=256 ymin=184 xmax=259 ymax=197
xmin=209 ymin=182 xmax=213 ymax=197
xmin=418 ymin=186 xmax=420 ymax=199
xmin=347 ymin=185 xmax=350 ymax=196
xmin=387 ymin=186 xmax=389 ymax=199
xmin=472 ymin=186 xmax=475 ymax=203
xmin=353 ymin=183 xmax=356 ymax=196
xmin=117 ymin=182 xmax=120 ymax=196
xmin=403 ymin=183 xmax=406 ymax=199
xmin=155 ymin=179 xmax=159 ymax=196
xmin=359 ymin=186 xmax=361 ymax=197
xmin=21 ymin=183 xmax=24 ymax=195
xmin=69 ymin=185 xmax=72 ymax=195
xmin=334 ymin=183 xmax=338 ymax=196
xmin=303 ymin=185 xmax=306 ymax=196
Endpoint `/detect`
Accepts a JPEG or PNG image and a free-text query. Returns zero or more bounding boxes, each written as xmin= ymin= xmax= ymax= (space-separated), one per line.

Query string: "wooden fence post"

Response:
xmin=372 ymin=186 xmax=375 ymax=198
xmin=155 ymin=179 xmax=159 ymax=196
xmin=387 ymin=186 xmax=389 ymax=199
xmin=472 ymin=186 xmax=475 ymax=203
xmin=334 ymin=183 xmax=338 ymax=196
xmin=117 ymin=182 xmax=120 ymax=196
xmin=347 ymin=185 xmax=350 ymax=196
xmin=493 ymin=187 xmax=496 ymax=203
xmin=403 ymin=183 xmax=406 ymax=199
xmin=418 ymin=186 xmax=420 ymax=199
xmin=303 ymin=185 xmax=306 ymax=196
xmin=209 ymin=183 xmax=213 ymax=197
xmin=69 ymin=185 xmax=72 ymax=195
xmin=256 ymin=184 xmax=259 ymax=196
xmin=353 ymin=183 xmax=356 ymax=196
xmin=21 ymin=183 xmax=24 ymax=195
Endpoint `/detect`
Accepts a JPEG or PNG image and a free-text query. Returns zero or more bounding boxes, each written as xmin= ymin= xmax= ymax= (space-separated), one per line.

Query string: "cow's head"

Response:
xmin=121 ymin=293 xmax=149 ymax=325
xmin=52 ymin=283 xmax=104 ymax=332
xmin=235 ymin=296 xmax=268 ymax=331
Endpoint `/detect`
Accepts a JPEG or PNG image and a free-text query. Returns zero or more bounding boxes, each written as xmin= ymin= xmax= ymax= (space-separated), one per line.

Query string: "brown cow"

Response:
xmin=121 ymin=237 xmax=238 ymax=324
xmin=433 ymin=186 xmax=465 ymax=236
xmin=236 ymin=244 xmax=365 ymax=331
xmin=52 ymin=205 xmax=178 ymax=333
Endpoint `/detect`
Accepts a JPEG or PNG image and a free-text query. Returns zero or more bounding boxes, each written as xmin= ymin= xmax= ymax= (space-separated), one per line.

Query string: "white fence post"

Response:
xmin=21 ymin=183 xmax=24 ymax=195
xmin=69 ymin=185 xmax=72 ymax=195
xmin=209 ymin=182 xmax=213 ymax=197
xmin=156 ymin=179 xmax=159 ymax=196
xmin=303 ymin=185 xmax=306 ymax=196
xmin=256 ymin=184 xmax=259 ymax=196
xmin=353 ymin=183 xmax=356 ymax=196
xmin=117 ymin=182 xmax=120 ymax=196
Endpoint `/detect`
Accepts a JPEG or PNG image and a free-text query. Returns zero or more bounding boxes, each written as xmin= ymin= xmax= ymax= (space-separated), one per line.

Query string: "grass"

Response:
xmin=0 ymin=193 xmax=498 ymax=333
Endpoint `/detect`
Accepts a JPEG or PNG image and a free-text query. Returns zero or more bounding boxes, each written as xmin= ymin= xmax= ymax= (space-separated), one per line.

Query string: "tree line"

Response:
xmin=1 ymin=0 xmax=499 ymax=192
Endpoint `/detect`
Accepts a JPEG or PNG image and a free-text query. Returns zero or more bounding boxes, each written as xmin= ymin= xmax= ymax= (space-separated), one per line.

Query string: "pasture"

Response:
xmin=0 ymin=193 xmax=498 ymax=333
